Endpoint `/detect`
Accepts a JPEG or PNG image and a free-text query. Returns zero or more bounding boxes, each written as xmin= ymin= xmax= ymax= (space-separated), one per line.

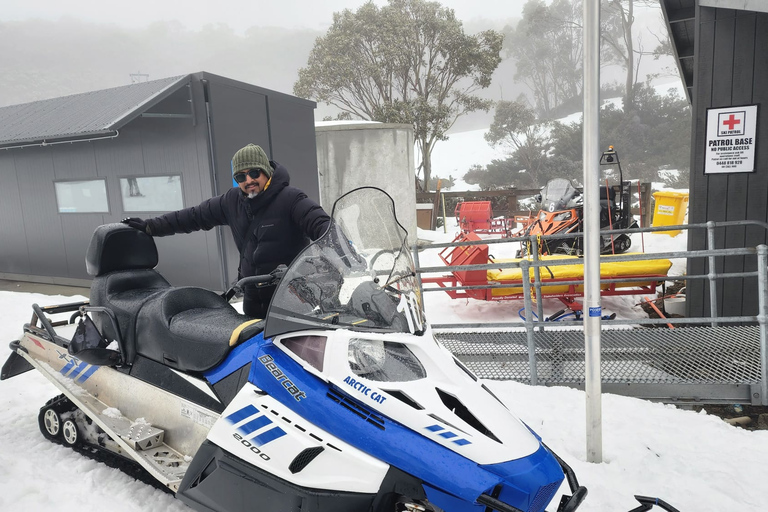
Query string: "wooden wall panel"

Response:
xmin=687 ymin=5 xmax=716 ymax=316
xmin=688 ymin=6 xmax=768 ymax=320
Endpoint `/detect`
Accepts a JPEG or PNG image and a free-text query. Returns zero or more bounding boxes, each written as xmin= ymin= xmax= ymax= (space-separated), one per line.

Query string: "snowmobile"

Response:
xmin=517 ymin=146 xmax=639 ymax=258
xmin=2 ymin=187 xmax=675 ymax=512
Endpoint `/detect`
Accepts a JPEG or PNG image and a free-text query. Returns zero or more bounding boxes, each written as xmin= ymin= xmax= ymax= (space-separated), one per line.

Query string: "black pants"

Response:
xmin=243 ymin=285 xmax=275 ymax=319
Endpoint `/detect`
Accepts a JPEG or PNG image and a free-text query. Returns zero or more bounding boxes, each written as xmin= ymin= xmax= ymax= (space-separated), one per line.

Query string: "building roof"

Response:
xmin=699 ymin=0 xmax=768 ymax=13
xmin=659 ymin=0 xmax=696 ymax=103
xmin=661 ymin=0 xmax=768 ymax=104
xmin=0 ymin=75 xmax=190 ymax=149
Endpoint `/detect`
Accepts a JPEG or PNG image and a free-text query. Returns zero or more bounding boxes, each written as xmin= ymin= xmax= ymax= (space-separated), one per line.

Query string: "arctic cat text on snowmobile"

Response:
xmin=517 ymin=146 xmax=639 ymax=257
xmin=2 ymin=187 xmax=675 ymax=512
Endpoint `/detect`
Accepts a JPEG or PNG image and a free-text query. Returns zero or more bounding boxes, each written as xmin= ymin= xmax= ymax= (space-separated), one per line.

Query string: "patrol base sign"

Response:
xmin=705 ymin=105 xmax=758 ymax=174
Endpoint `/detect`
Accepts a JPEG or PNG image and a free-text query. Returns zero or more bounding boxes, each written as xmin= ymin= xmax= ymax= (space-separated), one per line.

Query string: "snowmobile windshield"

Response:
xmin=540 ymin=178 xmax=580 ymax=211
xmin=264 ymin=187 xmax=425 ymax=339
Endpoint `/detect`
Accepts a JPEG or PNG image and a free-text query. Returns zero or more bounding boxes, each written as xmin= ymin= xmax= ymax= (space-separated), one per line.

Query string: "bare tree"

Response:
xmin=504 ymin=0 xmax=583 ymax=118
xmin=294 ymin=0 xmax=502 ymax=190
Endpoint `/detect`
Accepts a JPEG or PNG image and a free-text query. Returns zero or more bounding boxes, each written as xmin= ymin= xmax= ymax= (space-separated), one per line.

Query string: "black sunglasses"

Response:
xmin=234 ymin=168 xmax=263 ymax=183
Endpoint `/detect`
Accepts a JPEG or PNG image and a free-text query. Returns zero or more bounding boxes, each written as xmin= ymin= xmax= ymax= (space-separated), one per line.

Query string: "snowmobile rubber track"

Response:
xmin=38 ymin=394 xmax=173 ymax=494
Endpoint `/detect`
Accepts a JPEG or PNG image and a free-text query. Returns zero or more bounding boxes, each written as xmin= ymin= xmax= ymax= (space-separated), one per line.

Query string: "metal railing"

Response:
xmin=413 ymin=220 xmax=768 ymax=405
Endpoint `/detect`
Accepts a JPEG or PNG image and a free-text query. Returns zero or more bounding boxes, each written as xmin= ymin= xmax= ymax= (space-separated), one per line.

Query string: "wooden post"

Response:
xmin=431 ymin=180 xmax=442 ymax=230
xmin=640 ymin=182 xmax=652 ymax=228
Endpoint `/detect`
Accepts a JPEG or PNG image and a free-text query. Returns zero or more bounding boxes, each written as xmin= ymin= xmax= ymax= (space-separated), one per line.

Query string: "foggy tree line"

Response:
xmin=3 ymin=0 xmax=685 ymax=192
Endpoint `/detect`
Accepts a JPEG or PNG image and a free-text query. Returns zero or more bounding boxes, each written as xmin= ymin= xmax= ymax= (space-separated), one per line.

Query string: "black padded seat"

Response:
xmin=135 ymin=287 xmax=264 ymax=372
xmin=87 ymin=224 xmax=172 ymax=364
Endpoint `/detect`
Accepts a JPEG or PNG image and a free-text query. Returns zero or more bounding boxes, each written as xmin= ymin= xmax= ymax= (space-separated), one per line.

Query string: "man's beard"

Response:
xmin=248 ymin=191 xmax=259 ymax=199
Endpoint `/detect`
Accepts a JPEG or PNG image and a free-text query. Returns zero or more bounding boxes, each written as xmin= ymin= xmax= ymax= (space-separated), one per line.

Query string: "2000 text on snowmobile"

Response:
xmin=2 ymin=187 xmax=676 ymax=512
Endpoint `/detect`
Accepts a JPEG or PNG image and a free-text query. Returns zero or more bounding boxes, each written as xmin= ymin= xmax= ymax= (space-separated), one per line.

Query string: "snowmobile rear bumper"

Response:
xmin=1 ymin=340 xmax=33 ymax=380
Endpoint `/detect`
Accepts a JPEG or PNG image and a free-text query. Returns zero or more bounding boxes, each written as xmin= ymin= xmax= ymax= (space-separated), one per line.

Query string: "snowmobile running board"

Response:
xmin=10 ymin=345 xmax=189 ymax=491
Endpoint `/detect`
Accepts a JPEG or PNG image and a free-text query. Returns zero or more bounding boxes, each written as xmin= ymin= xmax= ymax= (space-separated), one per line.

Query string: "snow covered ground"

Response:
xmin=1 ymin=226 xmax=767 ymax=511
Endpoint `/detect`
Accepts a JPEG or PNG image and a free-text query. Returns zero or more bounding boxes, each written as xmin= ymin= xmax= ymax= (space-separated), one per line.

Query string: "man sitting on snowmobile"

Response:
xmin=122 ymin=143 xmax=330 ymax=318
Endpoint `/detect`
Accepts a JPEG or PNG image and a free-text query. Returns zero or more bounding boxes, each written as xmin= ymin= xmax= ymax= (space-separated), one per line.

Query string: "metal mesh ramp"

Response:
xmin=435 ymin=326 xmax=763 ymax=404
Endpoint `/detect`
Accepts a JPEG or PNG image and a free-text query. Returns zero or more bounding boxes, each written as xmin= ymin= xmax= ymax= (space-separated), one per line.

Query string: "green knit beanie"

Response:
xmin=232 ymin=144 xmax=273 ymax=178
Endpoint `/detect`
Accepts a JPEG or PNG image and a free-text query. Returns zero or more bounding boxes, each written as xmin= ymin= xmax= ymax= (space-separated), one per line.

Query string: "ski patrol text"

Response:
xmin=343 ymin=376 xmax=387 ymax=404
xmin=258 ymin=354 xmax=306 ymax=401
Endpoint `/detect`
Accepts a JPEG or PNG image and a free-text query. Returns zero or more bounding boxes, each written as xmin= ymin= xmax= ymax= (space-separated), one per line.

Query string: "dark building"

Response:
xmin=0 ymin=72 xmax=317 ymax=290
xmin=661 ymin=0 xmax=768 ymax=317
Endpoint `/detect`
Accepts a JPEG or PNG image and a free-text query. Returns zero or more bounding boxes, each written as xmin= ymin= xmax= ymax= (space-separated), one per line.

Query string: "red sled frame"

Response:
xmin=421 ymin=233 xmax=666 ymax=311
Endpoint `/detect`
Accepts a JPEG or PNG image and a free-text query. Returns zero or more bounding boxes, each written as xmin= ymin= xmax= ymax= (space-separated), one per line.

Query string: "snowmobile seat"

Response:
xmin=599 ymin=186 xmax=617 ymax=207
xmin=135 ymin=287 xmax=263 ymax=372
xmin=86 ymin=224 xmax=264 ymax=370
xmin=86 ymin=223 xmax=172 ymax=364
xmin=599 ymin=186 xmax=618 ymax=225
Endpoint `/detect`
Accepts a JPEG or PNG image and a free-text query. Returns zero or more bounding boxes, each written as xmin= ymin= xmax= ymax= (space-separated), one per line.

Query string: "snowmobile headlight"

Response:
xmin=553 ymin=212 xmax=571 ymax=222
xmin=348 ymin=338 xmax=426 ymax=382
xmin=349 ymin=338 xmax=386 ymax=375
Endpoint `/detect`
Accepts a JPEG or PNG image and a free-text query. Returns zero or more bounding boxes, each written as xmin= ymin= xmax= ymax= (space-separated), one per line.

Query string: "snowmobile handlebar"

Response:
xmin=227 ymin=265 xmax=288 ymax=298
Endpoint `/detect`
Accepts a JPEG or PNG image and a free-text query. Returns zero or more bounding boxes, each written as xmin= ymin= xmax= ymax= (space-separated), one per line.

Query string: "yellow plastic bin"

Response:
xmin=652 ymin=191 xmax=689 ymax=236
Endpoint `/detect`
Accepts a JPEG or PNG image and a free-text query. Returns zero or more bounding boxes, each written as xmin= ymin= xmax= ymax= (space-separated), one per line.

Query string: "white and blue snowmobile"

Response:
xmin=2 ymin=187 xmax=676 ymax=512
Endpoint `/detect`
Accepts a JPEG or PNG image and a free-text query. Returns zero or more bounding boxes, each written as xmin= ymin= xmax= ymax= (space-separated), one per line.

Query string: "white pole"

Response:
xmin=583 ymin=0 xmax=603 ymax=463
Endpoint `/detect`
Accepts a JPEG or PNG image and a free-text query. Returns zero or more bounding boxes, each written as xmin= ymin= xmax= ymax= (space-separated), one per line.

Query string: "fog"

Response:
xmin=1 ymin=1 xmax=675 ymax=130
xmin=4 ymin=0 xmax=529 ymax=33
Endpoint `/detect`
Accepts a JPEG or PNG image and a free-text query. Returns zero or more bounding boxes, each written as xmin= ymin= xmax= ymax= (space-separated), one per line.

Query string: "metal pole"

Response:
xmin=520 ymin=259 xmax=538 ymax=386
xmin=706 ymin=221 xmax=719 ymax=326
xmin=757 ymin=245 xmax=768 ymax=406
xmin=529 ymin=234 xmax=545 ymax=327
xmin=583 ymin=0 xmax=603 ymax=463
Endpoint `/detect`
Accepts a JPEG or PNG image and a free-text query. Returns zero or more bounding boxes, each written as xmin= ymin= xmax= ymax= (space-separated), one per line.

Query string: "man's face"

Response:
xmin=235 ymin=168 xmax=269 ymax=195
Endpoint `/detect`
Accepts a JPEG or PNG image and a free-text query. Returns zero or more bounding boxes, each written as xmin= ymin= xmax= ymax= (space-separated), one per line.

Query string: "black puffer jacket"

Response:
xmin=146 ymin=162 xmax=330 ymax=285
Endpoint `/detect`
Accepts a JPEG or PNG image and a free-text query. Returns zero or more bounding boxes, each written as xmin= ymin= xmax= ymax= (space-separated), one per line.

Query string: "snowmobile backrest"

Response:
xmin=86 ymin=223 xmax=171 ymax=365
xmin=599 ymin=186 xmax=617 ymax=204
xmin=86 ymin=223 xmax=158 ymax=277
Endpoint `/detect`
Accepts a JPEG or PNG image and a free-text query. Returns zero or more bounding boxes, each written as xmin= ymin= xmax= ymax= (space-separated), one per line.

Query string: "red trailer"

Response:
xmin=454 ymin=201 xmax=517 ymax=238
xmin=421 ymin=232 xmax=670 ymax=310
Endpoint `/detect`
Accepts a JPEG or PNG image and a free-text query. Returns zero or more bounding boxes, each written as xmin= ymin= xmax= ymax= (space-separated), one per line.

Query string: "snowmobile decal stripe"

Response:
xmin=250 ymin=426 xmax=286 ymax=447
xmin=225 ymin=404 xmax=259 ymax=424
xmin=238 ymin=415 xmax=272 ymax=436
xmin=76 ymin=365 xmax=99 ymax=383
xmin=60 ymin=359 xmax=76 ymax=376
xmin=69 ymin=361 xmax=89 ymax=379
xmin=424 ymin=425 xmax=472 ymax=445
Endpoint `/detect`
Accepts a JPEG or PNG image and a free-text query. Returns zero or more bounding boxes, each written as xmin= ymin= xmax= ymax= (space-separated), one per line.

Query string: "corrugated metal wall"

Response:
xmin=688 ymin=7 xmax=768 ymax=317
xmin=0 ymin=74 xmax=318 ymax=292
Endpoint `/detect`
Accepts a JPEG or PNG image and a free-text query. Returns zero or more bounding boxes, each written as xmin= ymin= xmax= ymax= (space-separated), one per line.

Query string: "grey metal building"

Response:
xmin=661 ymin=0 xmax=768 ymax=318
xmin=0 ymin=72 xmax=317 ymax=291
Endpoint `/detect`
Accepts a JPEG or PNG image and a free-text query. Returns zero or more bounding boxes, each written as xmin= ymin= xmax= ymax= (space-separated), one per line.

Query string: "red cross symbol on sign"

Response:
xmin=722 ymin=114 xmax=741 ymax=130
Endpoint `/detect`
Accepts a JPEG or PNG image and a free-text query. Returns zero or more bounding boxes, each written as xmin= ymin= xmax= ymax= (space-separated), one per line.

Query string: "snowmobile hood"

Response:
xmin=268 ymin=327 xmax=542 ymax=465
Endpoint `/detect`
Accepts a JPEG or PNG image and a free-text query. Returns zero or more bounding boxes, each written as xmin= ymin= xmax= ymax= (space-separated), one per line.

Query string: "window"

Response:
xmin=120 ymin=175 xmax=183 ymax=212
xmin=54 ymin=179 xmax=109 ymax=213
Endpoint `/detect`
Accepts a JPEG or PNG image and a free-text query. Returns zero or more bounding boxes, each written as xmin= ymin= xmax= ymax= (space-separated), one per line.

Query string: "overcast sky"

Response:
xmin=4 ymin=0 xmax=527 ymax=33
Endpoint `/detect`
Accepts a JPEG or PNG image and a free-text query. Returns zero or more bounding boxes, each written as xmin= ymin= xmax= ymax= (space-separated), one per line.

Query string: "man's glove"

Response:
xmin=121 ymin=217 xmax=151 ymax=235
xmin=269 ymin=264 xmax=288 ymax=284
